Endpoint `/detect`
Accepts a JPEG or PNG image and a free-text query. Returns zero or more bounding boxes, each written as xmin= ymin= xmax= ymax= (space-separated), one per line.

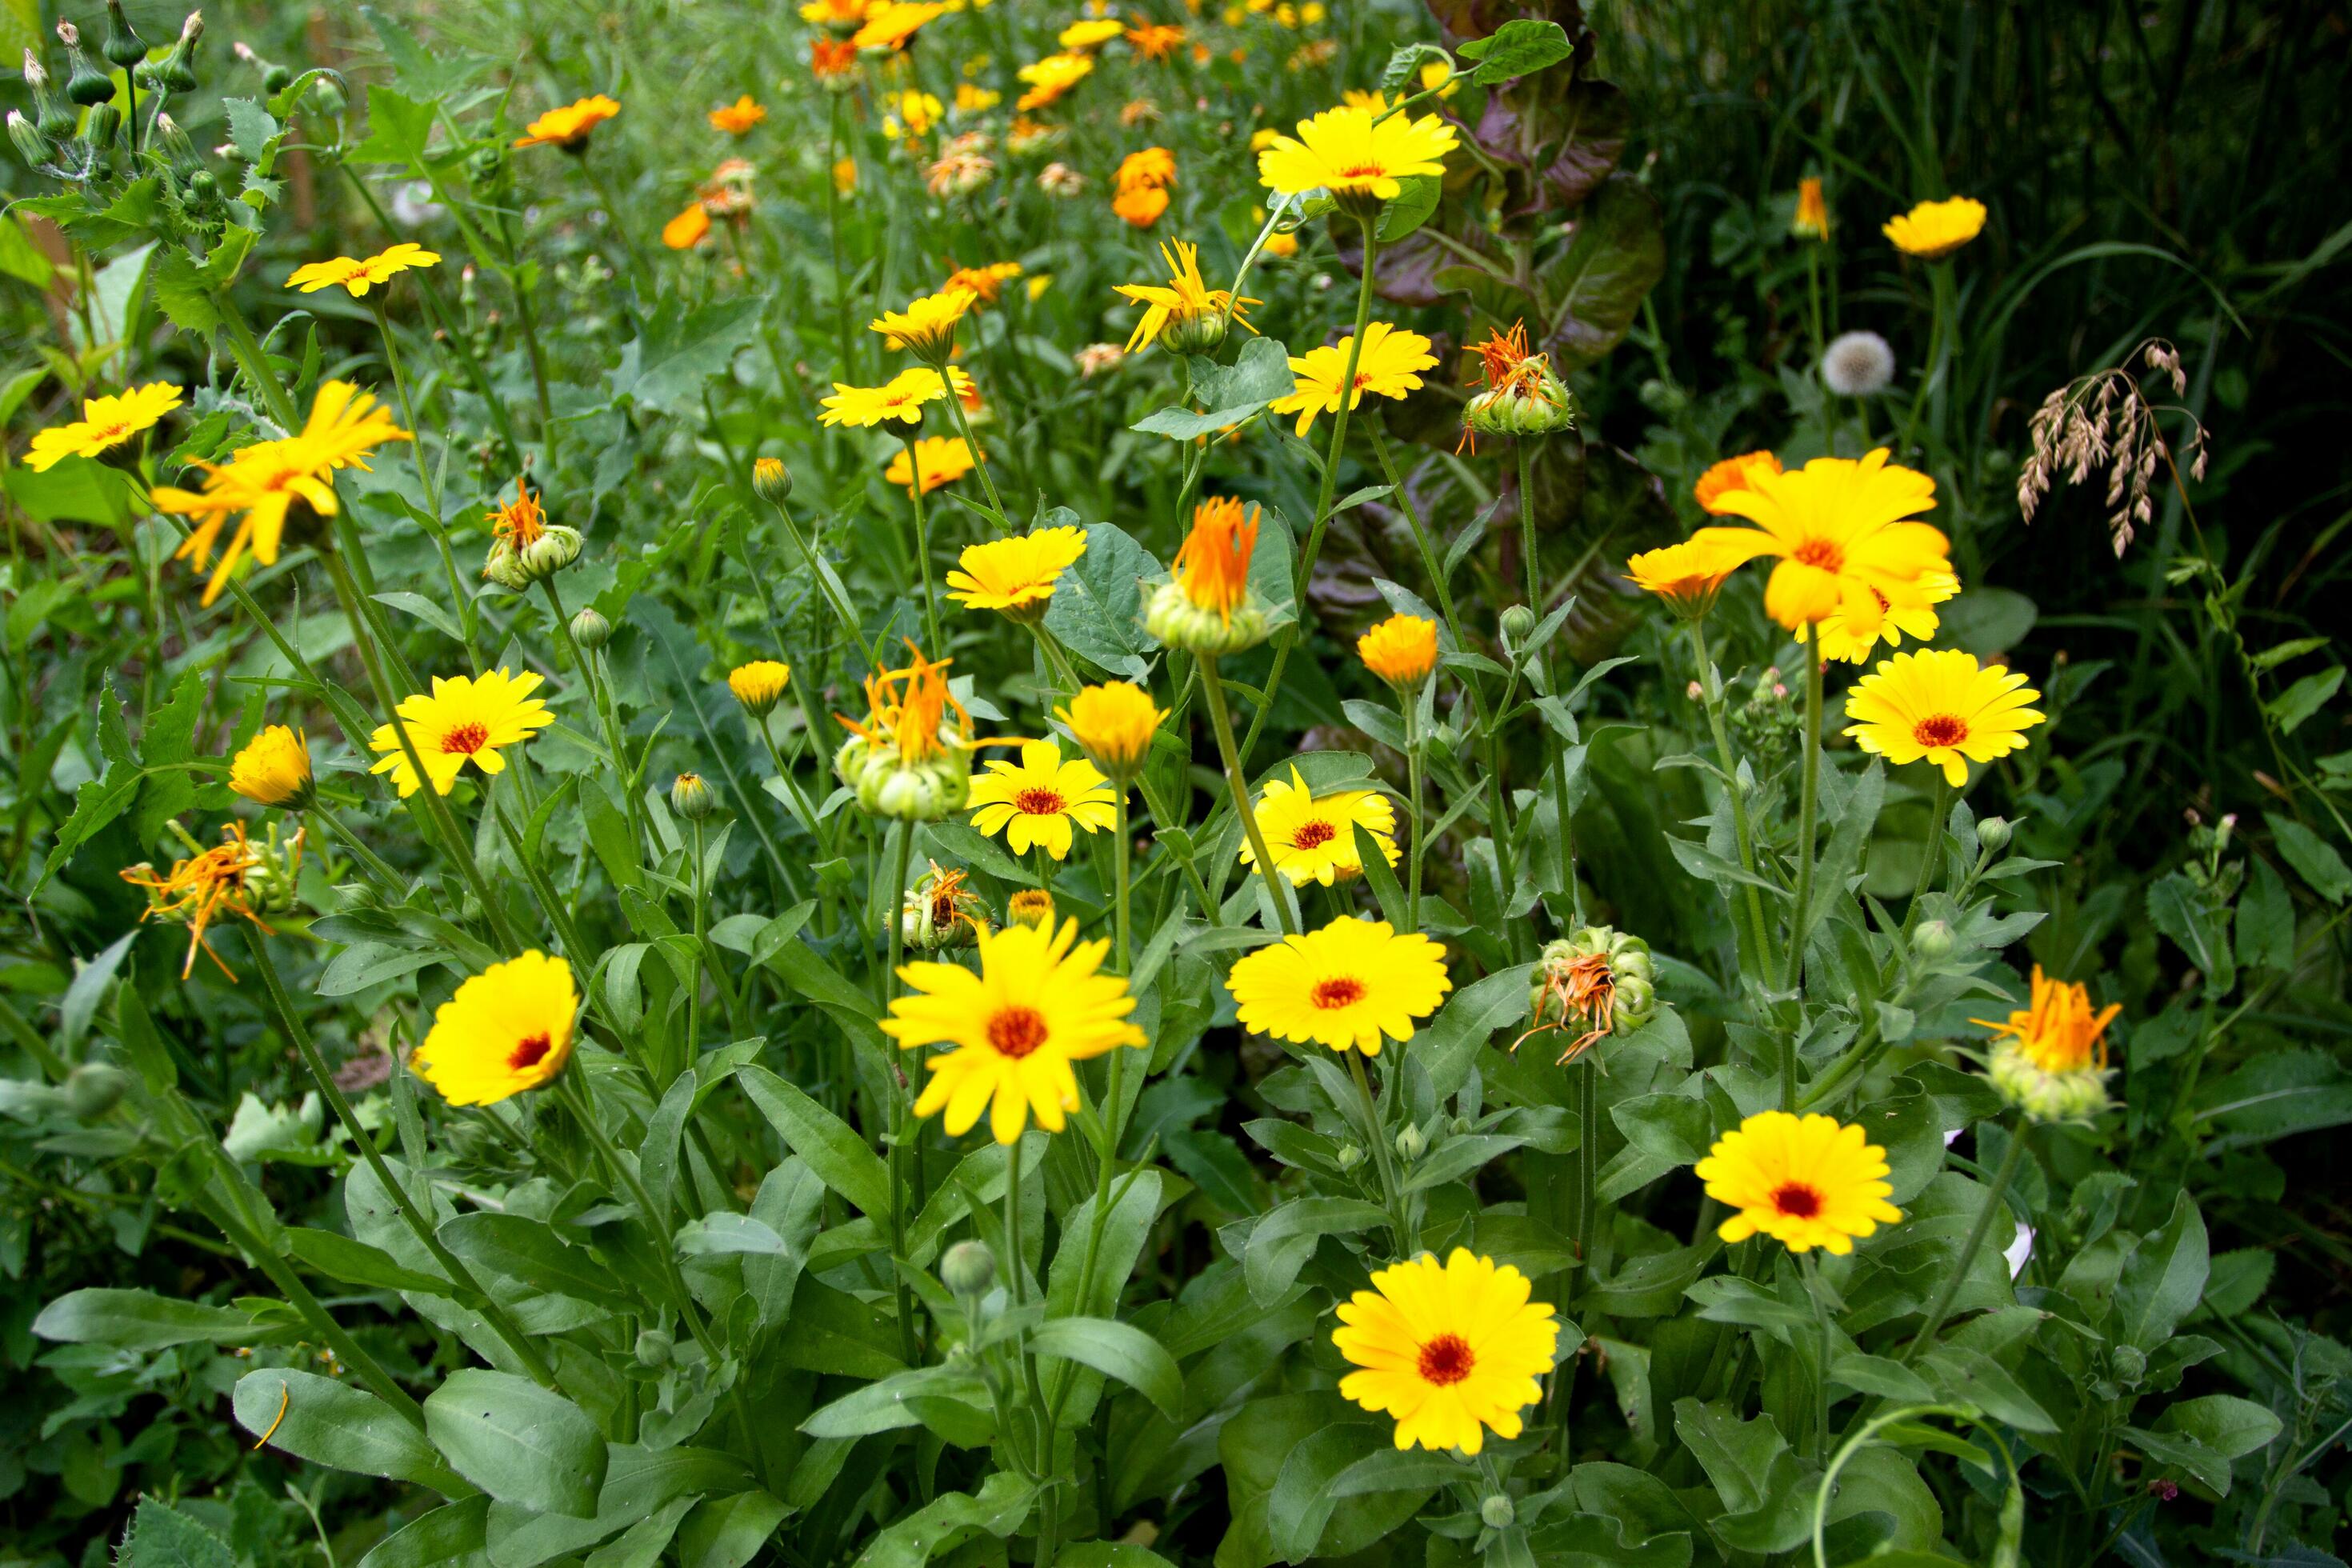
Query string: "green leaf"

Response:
xmin=2269 ymin=814 xmax=2350 ymax=904
xmin=2146 ymin=871 xmax=2234 ymax=993
xmin=1938 ymin=587 xmax=2038 ymax=656
xmin=374 ymin=590 xmax=467 ymax=644
xmin=676 ymin=1491 xmax=790 ymax=1568
xmin=1267 ymin=1423 xmax=1386 ymax=1562
xmin=738 ymin=1065 xmax=894 ymax=1221
xmin=439 ymin=1212 xmax=634 ymax=1312
xmin=1042 ymin=517 xmax=1159 ymax=681
xmin=2263 ymin=664 xmax=2342 ymax=735
xmin=33 ymin=1288 xmax=267 ymax=1351
xmin=2236 ymin=857 xmax=2296 ymax=972
xmin=1458 ymin=19 xmax=1576 ymax=83
xmin=234 ymin=1369 xmax=460 ymax=1490
xmin=2143 ymin=1394 xmax=2283 ymax=1495
xmin=1242 ymin=1196 xmax=1386 ymax=1304
xmin=354 ymin=1498 xmax=490 ymax=1568
xmin=1029 ymin=1316 xmax=1183 ymax=1419
xmin=849 ymin=1470 xmax=1035 ymax=1568
xmin=2114 ymin=1190 xmax=2209 ymax=1353
xmin=2250 ymin=635 xmax=2331 ymax=671
xmin=1672 ymin=1398 xmax=1814 ymax=1554
xmin=1417 ymin=966 xmax=1534 ymax=1098
xmin=422 ymin=1370 xmax=608 ymax=1519
xmin=116 ymin=1498 xmax=235 ymax=1568
xmin=1376 ymin=175 xmax=1442 ymax=242
xmin=621 ymin=296 xmax=763 ymax=413
xmin=802 ymin=1365 xmax=994 ymax=1442
xmin=223 ymin=98 xmax=282 ymax=165
xmin=286 ymin=1227 xmax=454 ymax=1296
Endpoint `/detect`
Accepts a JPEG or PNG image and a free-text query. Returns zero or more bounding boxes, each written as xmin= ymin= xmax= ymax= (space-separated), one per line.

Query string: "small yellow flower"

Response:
xmin=1114 ymin=240 xmax=1258 ymax=354
xmin=728 ymin=660 xmax=792 ymax=717
xmin=1693 ymin=450 xmax=1782 ymax=515
xmin=367 ymin=669 xmax=556 ymax=798
xmin=709 ymin=94 xmax=766 ymax=134
xmin=888 ymin=90 xmax=946 ymax=139
xmin=1793 ymin=177 xmax=1828 ymax=238
xmin=229 ymin=725 xmax=313 ymax=808
xmin=956 ymin=82 xmax=1003 ymax=113
xmin=1257 ymin=104 xmax=1457 ymax=208
xmin=1017 ymin=52 xmax=1094 ymax=111
xmin=1058 ymin=682 xmax=1167 ymax=781
xmin=412 ymin=952 xmax=579 ymax=1107
xmin=1058 ymin=17 xmax=1126 ymax=49
xmin=818 ymin=366 xmax=970 ymax=427
xmin=1883 ymin=196 xmax=1986 ymax=260
xmin=967 ymin=741 xmax=1118 ymax=860
xmin=870 ymin=288 xmax=977 ymax=360
xmin=513 ymin=95 xmax=619 ymax=150
xmin=1334 ymin=1250 xmax=1558 ymax=1454
xmin=801 ymin=0 xmax=870 ymax=26
xmin=1006 ymin=888 xmax=1056 ymax=930
xmin=1243 ymin=766 xmax=1398 ymax=887
xmin=945 ymin=525 xmax=1086 ymax=622
xmin=1697 ymin=1110 xmax=1902 ymax=1255
xmin=885 ymin=918 xmax=1145 ymax=1144
xmin=854 ymin=0 xmax=947 ymax=51
xmin=1357 ymin=614 xmax=1438 ymax=688
xmin=286 ymin=243 xmax=441 ymax=298
xmin=1270 ymin=322 xmax=1438 ymax=438
xmin=25 ymin=382 xmax=182 ymax=471
xmin=1687 ymin=450 xmax=1949 ymax=632
xmin=886 ymin=434 xmax=983 ymax=497
xmin=834 ymin=155 xmax=859 ymax=196
xmin=1841 ymin=648 xmax=2046 ymax=786
xmin=1226 ymin=915 xmax=1450 ymax=1056
xmin=1625 ymin=538 xmax=1738 ymax=622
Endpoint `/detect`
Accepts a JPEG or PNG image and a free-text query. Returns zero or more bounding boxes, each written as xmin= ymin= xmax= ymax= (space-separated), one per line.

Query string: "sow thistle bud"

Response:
xmin=834 ymin=646 xmax=978 ymax=823
xmin=154 ymin=12 xmax=203 ymax=94
xmin=1521 ymin=926 xmax=1657 ymax=1066
xmin=101 ymin=0 xmax=147 ymax=70
xmin=481 ymin=478 xmax=582 ymax=590
xmin=902 ymin=862 xmax=989 ymax=950
xmin=8 ymin=110 xmax=48 ymax=170
xmin=1145 ymin=498 xmax=1271 ymax=655
xmin=58 ymin=23 xmax=114 ymax=108
xmin=1980 ymin=966 xmax=2118 ymax=1123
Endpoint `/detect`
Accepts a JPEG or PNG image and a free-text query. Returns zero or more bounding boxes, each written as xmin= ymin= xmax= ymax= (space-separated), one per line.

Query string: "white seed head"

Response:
xmin=1822 ymin=330 xmax=1896 ymax=397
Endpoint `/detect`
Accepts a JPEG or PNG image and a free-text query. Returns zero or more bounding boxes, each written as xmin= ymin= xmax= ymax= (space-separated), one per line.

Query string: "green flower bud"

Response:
xmin=1158 ymin=307 xmax=1227 ymax=356
xmin=155 ymin=13 xmax=202 ymax=93
xmin=82 ymin=102 xmax=121 ymax=148
xmin=2109 ymin=1344 xmax=2146 ymax=1387
xmin=1395 ymin=1124 xmax=1426 ymax=1162
xmin=262 ymin=62 xmax=293 ymax=94
xmin=902 ymin=863 xmax=988 ymax=951
xmin=1479 ymin=1495 xmax=1516 ymax=1530
xmin=102 ymin=1 xmax=148 ymax=70
xmin=1975 ymin=815 xmax=2011 ymax=852
xmin=58 ymin=25 xmax=115 ymax=107
xmin=1986 ymin=1038 xmax=2111 ymax=1124
xmin=65 ymin=1062 xmax=131 ymax=1119
xmin=1527 ymin=926 xmax=1658 ymax=1062
xmin=570 ymin=606 xmax=612 ymax=650
xmin=7 ymin=110 xmax=48 ymax=170
xmin=942 ymin=1239 xmax=996 ymax=1297
xmin=1335 ymin=1142 xmax=1365 ymax=1173
xmin=1143 ymin=578 xmax=1270 ymax=657
xmin=752 ymin=457 xmax=792 ymax=502
xmin=1912 ymin=919 xmax=1955 ymax=959
xmin=1498 ymin=604 xmax=1536 ymax=642
xmin=634 ymin=1328 xmax=674 ymax=1366
xmin=1462 ymin=365 xmax=1578 ymax=442
xmin=482 ymin=522 xmax=583 ymax=590
xmin=670 ymin=773 xmax=716 ymax=822
xmin=835 ymin=734 xmax=974 ymax=823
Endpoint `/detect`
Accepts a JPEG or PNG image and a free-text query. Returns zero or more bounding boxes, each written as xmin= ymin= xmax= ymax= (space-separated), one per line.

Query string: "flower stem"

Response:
xmin=1112 ymin=790 xmax=1134 ymax=974
xmin=1903 ymin=773 xmax=1954 ymax=938
xmin=306 ymin=802 xmax=404 ymax=892
xmin=1516 ymin=436 xmax=1542 ymax=614
xmin=1782 ymin=647 xmax=1827 ymax=1108
xmin=1198 ymin=654 xmax=1296 ymax=936
xmin=1402 ymin=697 xmax=1424 ymax=931
xmin=1346 ymin=1049 xmax=1410 ymax=1256
xmin=541 ymin=577 xmax=651 ymax=860
xmin=901 ymin=433 xmax=942 ymax=651
xmin=1898 ymin=1122 xmax=2027 ymax=1366
xmin=1690 ymin=620 xmax=1774 ymax=978
xmin=882 ymin=818 xmax=922 ymax=1366
xmin=939 ymin=376 xmax=1009 ymax=529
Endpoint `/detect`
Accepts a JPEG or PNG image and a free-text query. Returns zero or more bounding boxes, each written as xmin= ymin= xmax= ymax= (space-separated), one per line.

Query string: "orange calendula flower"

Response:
xmin=1358 ymin=614 xmax=1438 ymax=687
xmin=513 ymin=94 xmax=618 ymax=150
xmin=1126 ymin=22 xmax=1186 ymax=61
xmin=1458 ymin=321 xmax=1576 ymax=450
xmin=1793 ymin=177 xmax=1828 ymax=238
xmin=942 ymin=261 xmax=1024 ymax=303
xmin=870 ymin=288 xmax=977 ymax=360
xmin=1625 ymin=538 xmax=1738 ymax=621
xmin=1115 ymin=146 xmax=1177 ymax=193
xmin=1693 ymin=450 xmax=1782 ymax=514
xmin=1698 ymin=1110 xmax=1902 ymax=1255
xmin=412 ymin=951 xmax=580 ymax=1107
xmin=1114 ymin=239 xmax=1258 ymax=355
xmin=286 ymin=243 xmax=441 ymax=298
xmin=812 ymin=37 xmax=860 ymax=82
xmin=885 ymin=434 xmax=982 ymax=496
xmin=486 ymin=478 xmax=546 ymax=550
xmin=1841 ymin=648 xmax=2045 ymax=786
xmin=228 ymin=725 xmax=313 ymax=808
xmin=1883 ymin=195 xmax=1986 ymax=260
xmin=1257 ymin=104 xmax=1457 ymax=212
xmin=662 ymin=203 xmax=712 ymax=250
xmin=1112 ymin=184 xmax=1170 ymax=227
xmin=837 ymin=644 xmax=974 ymax=768
xmin=1146 ymin=497 xmax=1270 ymax=654
xmin=709 ymin=94 xmax=766 ymax=134
xmin=1977 ymin=966 xmax=2120 ymax=1122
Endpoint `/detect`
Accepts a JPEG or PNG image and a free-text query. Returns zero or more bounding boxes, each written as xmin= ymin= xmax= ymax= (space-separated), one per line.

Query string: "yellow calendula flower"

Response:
xmin=1793 ymin=176 xmax=1829 ymax=238
xmin=229 ymin=725 xmax=313 ymax=808
xmin=1811 ymin=567 xmax=1959 ymax=662
xmin=728 ymin=660 xmax=792 ymax=717
xmin=871 ymin=288 xmax=977 ymax=361
xmin=967 ymin=740 xmax=1118 ymax=859
xmin=884 ymin=917 xmax=1145 ymax=1144
xmin=513 ymin=94 xmax=618 ymax=150
xmin=367 ymin=669 xmax=556 ymax=798
xmin=709 ymin=94 xmax=766 ymax=134
xmin=1693 ymin=450 xmax=1782 ymax=515
xmin=286 ymin=242 xmax=440 ymax=298
xmin=1244 ymin=766 xmax=1398 ymax=886
xmin=1842 ymin=648 xmax=2045 ymax=786
xmin=1334 ymin=1250 xmax=1558 ymax=1454
xmin=1687 ymin=449 xmax=1949 ymax=633
xmin=956 ymin=82 xmax=1003 ymax=113
xmin=412 ymin=951 xmax=579 ymax=1107
xmin=1114 ymin=239 xmax=1257 ymax=354
xmin=152 ymin=382 xmax=410 ymax=606
xmin=1698 ymin=1110 xmax=1902 ymax=1255
xmin=854 ymin=0 xmax=947 ymax=51
xmin=1625 ymin=538 xmax=1739 ymax=622
xmin=886 ymin=435 xmax=982 ymax=497
xmin=1058 ymin=682 xmax=1167 ymax=782
xmin=1977 ymin=965 xmax=2120 ymax=1122
xmin=945 ymin=525 xmax=1086 ymax=622
xmin=1257 ymin=104 xmax=1457 ymax=212
xmin=1058 ymin=17 xmax=1126 ymax=49
xmin=818 ymin=366 xmax=970 ymax=427
xmin=1226 ymin=915 xmax=1450 ymax=1055
xmin=1017 ymin=52 xmax=1094 ymax=111
xmin=1006 ymin=888 xmax=1056 ymax=930
xmin=886 ymin=90 xmax=946 ymax=140
xmin=1357 ymin=614 xmax=1437 ymax=688
xmin=943 ymin=260 xmax=1024 ymax=304
xmin=1270 ymin=322 xmax=1438 ymax=438
xmin=1884 ymin=195 xmax=1986 ymax=260
xmin=802 ymin=0 xmax=870 ymax=26
xmin=25 ymin=382 xmax=182 ymax=471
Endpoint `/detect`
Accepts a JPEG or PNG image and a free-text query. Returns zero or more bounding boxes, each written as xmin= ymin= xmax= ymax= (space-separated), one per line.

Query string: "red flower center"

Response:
xmin=1014 ymin=787 xmax=1066 ymax=816
xmin=1290 ymin=819 xmax=1337 ymax=850
xmin=1911 ymin=714 xmax=1969 ymax=747
xmin=1772 ymin=1182 xmax=1822 ymax=1218
xmin=1312 ymin=977 xmax=1366 ymax=1010
xmin=1791 ymin=538 xmax=1845 ymax=572
xmin=441 ymin=722 xmax=490 ymax=755
xmin=1418 ymin=1334 xmax=1475 ymax=1386
xmin=987 ymin=1006 xmax=1049 ymax=1059
xmin=509 ymin=1033 xmax=553 ymax=1071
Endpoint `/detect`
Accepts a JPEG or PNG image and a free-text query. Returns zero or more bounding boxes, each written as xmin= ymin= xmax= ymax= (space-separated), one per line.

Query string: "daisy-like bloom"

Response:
xmin=152 ymin=382 xmax=411 ymax=606
xmin=1340 ymin=88 xmax=1394 ymax=111
xmin=1059 ymin=17 xmax=1126 ymax=49
xmin=120 ymin=822 xmax=290 ymax=980
xmin=1270 ymin=322 xmax=1438 ymax=438
xmin=1625 ymin=537 xmax=1739 ymax=622
xmin=967 ymin=740 xmax=1118 ymax=859
xmin=1810 ymin=568 xmax=1958 ymax=663
xmin=1227 ymin=915 xmax=1450 ymax=1055
xmin=1114 ymin=240 xmax=1258 ymax=354
xmin=1699 ymin=1110 xmax=1902 ymax=1255
xmin=286 ymin=243 xmax=441 ymax=298
xmin=727 ymin=659 xmax=792 ymax=717
xmin=229 ymin=724 xmax=312 ymax=808
xmin=1333 ymin=1250 xmax=1558 ymax=1454
xmin=1113 ymin=185 xmax=1170 ymax=226
xmin=886 ymin=90 xmax=945 ymax=140
xmin=834 ymin=157 xmax=859 ymax=196
xmin=1257 ymin=104 xmax=1458 ymax=213
xmin=1115 ymin=146 xmax=1177 ymax=193
xmin=1693 ymin=450 xmax=1782 ymax=515
xmin=870 ymin=287 xmax=975 ymax=362
xmin=929 ymin=146 xmax=998 ymax=197
xmin=512 ymin=94 xmax=618 ymax=150
xmin=818 ymin=366 xmax=970 ymax=427
xmin=943 ymin=260 xmax=1023 ymax=304
xmin=800 ymin=0 xmax=870 ymax=29
xmin=946 ymin=525 xmax=1086 ymax=622
xmin=662 ymin=203 xmax=712 ymax=250
xmin=708 ymin=94 xmax=766 ymax=134
xmin=411 ymin=952 xmax=579 ymax=1107
xmin=811 ymin=37 xmax=860 ymax=84
xmin=1058 ymin=682 xmax=1167 ymax=782
xmin=1358 ymin=614 xmax=1438 ymax=688
xmin=853 ymin=0 xmax=948 ymax=52
xmin=1126 ymin=22 xmax=1186 ymax=60
xmin=1243 ymin=766 xmax=1399 ymax=886
xmin=886 ymin=434 xmax=983 ymax=497
xmin=884 ymin=917 xmax=1145 ymax=1144
xmin=1017 ymin=52 xmax=1094 ymax=111
xmin=1793 ymin=176 xmax=1828 ymax=238
xmin=25 ymin=382 xmax=182 ymax=471
xmin=367 ymin=669 xmax=556 ymax=798
xmin=1687 ymin=449 xmax=1948 ymax=633
xmin=1976 ymin=966 xmax=2120 ymax=1122
xmin=1841 ymin=648 xmax=2045 ymax=786
xmin=1006 ymin=888 xmax=1056 ymax=930
xmin=1883 ymin=195 xmax=1986 ymax=261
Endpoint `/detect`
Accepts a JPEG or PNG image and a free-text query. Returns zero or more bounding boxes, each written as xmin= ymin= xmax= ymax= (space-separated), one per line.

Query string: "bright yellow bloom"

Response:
xmin=1694 ymin=450 xmax=1782 ymax=515
xmin=946 ymin=525 xmax=1087 ymax=620
xmin=513 ymin=95 xmax=618 ymax=149
xmin=1114 ymin=240 xmax=1258 ymax=355
xmin=1811 ymin=568 xmax=1958 ymax=663
xmin=1172 ymin=497 xmax=1260 ymax=620
xmin=886 ymin=90 xmax=946 ymax=139
xmin=1243 ymin=766 xmax=1398 ymax=886
xmin=1017 ymin=53 xmax=1094 ymax=110
xmin=802 ymin=0 xmax=870 ymax=26
xmin=728 ymin=660 xmax=792 ymax=716
xmin=1257 ymin=104 xmax=1457 ymax=205
xmin=818 ymin=366 xmax=970 ymax=427
xmin=1357 ymin=614 xmax=1437 ymax=687
xmin=1340 ymin=89 xmax=1393 ymax=111
xmin=885 ymin=918 xmax=1145 ymax=1144
xmin=709 ymin=95 xmax=766 ymax=134
xmin=367 ymin=669 xmax=555 ymax=798
xmin=1058 ymin=682 xmax=1167 ymax=780
xmin=1115 ymin=146 xmax=1177 ymax=193
xmin=1058 ymin=17 xmax=1126 ymax=49
xmin=286 ymin=242 xmax=440 ymax=298
xmin=853 ymin=1 xmax=948 ymax=51
xmin=1112 ymin=185 xmax=1170 ymax=227
xmin=967 ymin=740 xmax=1118 ymax=859
xmin=1333 ymin=1250 xmax=1558 ymax=1454
xmin=1697 ymin=1110 xmax=1902 ymax=1255
xmin=1841 ymin=648 xmax=2045 ymax=786
xmin=870 ymin=288 xmax=976 ymax=359
xmin=834 ymin=155 xmax=859 ymax=196
xmin=151 ymin=382 xmax=410 ymax=606
xmin=412 ymin=952 xmax=578 ymax=1107
xmin=1270 ymin=322 xmax=1438 ymax=438
xmin=1226 ymin=915 xmax=1450 ymax=1056
xmin=1978 ymin=966 xmax=2118 ymax=1076
xmin=886 ymin=434 xmax=983 ymax=497
xmin=1625 ymin=538 xmax=1739 ymax=621
xmin=956 ymin=82 xmax=1003 ymax=113
xmin=943 ymin=261 xmax=1024 ymax=303
xmin=229 ymin=725 xmax=312 ymax=807
xmin=1419 ymin=60 xmax=1458 ymax=98
xmin=1687 ymin=449 xmax=1948 ymax=632
xmin=1883 ymin=195 xmax=1986 ymax=260
xmin=1793 ymin=177 xmax=1828 ymax=238
xmin=1006 ymin=888 xmax=1056 ymax=930
xmin=25 ymin=382 xmax=182 ymax=471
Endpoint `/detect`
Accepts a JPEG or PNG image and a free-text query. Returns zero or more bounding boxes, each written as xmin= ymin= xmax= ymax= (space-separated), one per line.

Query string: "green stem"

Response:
xmin=882 ymin=818 xmax=922 ymax=1367
xmin=370 ymin=297 xmax=481 ymax=666
xmin=541 ymin=578 xmax=650 ymax=859
xmin=686 ymin=817 xmax=707 ymax=1079
xmin=1690 ymin=620 xmax=1774 ymax=978
xmin=1800 ymin=1250 xmax=1834 ymax=1463
xmin=1112 ymin=790 xmax=1133 ymax=973
xmin=1902 ymin=773 xmax=1953 ymax=937
xmin=1198 ymin=654 xmax=1296 ymax=936
xmin=1516 ymin=436 xmax=1542 ymax=615
xmin=938 ymin=373 xmax=1009 ymax=529
xmin=1572 ymin=1057 xmax=1598 ymax=1270
xmin=1402 ymin=696 xmax=1424 ymax=931
xmin=901 ymin=433 xmax=942 ymax=652
xmin=1898 ymin=1123 xmax=2027 ymax=1366
xmin=306 ymin=802 xmax=404 ymax=892
xmin=1782 ymin=649 xmax=1827 ymax=1107
xmin=1347 ymin=1050 xmax=1411 ymax=1256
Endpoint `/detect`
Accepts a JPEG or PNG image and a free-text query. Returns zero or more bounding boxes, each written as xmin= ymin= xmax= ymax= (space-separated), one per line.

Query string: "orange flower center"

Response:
xmin=1417 ymin=1334 xmax=1475 ymax=1386
xmin=1312 ymin=976 xmax=1366 ymax=1010
xmin=442 ymin=722 xmax=490 ymax=755
xmin=1014 ymin=787 xmax=1067 ymax=816
xmin=1334 ymin=162 xmax=1385 ymax=181
xmin=987 ymin=1006 xmax=1049 ymax=1059
xmin=1912 ymin=714 xmax=1969 ymax=747
xmin=1290 ymin=819 xmax=1337 ymax=850
xmin=1791 ymin=538 xmax=1844 ymax=572
xmin=510 ymin=1033 xmax=553 ymax=1071
xmin=1771 ymin=1182 xmax=1822 ymax=1218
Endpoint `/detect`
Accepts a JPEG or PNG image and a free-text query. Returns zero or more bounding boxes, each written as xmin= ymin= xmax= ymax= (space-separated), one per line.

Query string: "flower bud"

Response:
xmin=1462 ymin=363 xmax=1578 ymax=441
xmin=903 ymin=862 xmax=988 ymax=950
xmin=155 ymin=13 xmax=202 ymax=93
xmin=670 ymin=773 xmax=716 ymax=822
xmin=7 ymin=110 xmax=48 ymax=169
xmin=65 ymin=1062 xmax=131 ymax=1119
xmin=1006 ymin=888 xmax=1055 ymax=931
xmin=1498 ymin=604 xmax=1536 ymax=642
xmin=1144 ymin=578 xmax=1269 ymax=656
xmin=570 ymin=606 xmax=611 ymax=651
xmin=1158 ymin=307 xmax=1227 ymax=355
xmin=634 ymin=1327 xmax=674 ymax=1366
xmin=752 ymin=456 xmax=791 ymax=502
xmin=1528 ymin=926 xmax=1658 ymax=1062
xmin=727 ymin=659 xmax=791 ymax=718
xmin=102 ymin=0 xmax=148 ymax=70
xmin=1394 ymin=1124 xmax=1425 ymax=1162
xmin=1975 ymin=815 xmax=2010 ymax=852
xmin=262 ymin=62 xmax=292 ymax=94
xmin=2109 ymin=1343 xmax=2146 ymax=1387
xmin=942 ymin=1239 xmax=996 ymax=1296
xmin=482 ymin=522 xmax=583 ymax=590
xmin=1335 ymin=1142 xmax=1365 ymax=1172
xmin=82 ymin=102 xmax=122 ymax=149
xmin=1479 ymin=1495 xmax=1516 ymax=1530
xmin=59 ymin=25 xmax=114 ymax=108
xmin=1911 ymin=919 xmax=1955 ymax=960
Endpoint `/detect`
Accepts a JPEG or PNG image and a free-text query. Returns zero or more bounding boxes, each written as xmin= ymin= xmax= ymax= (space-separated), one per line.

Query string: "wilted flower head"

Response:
xmin=1822 ymin=330 xmax=1896 ymax=397
xmin=1978 ymin=966 xmax=2119 ymax=1122
xmin=1146 ymin=498 xmax=1270 ymax=654
xmin=1519 ymin=926 xmax=1656 ymax=1065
